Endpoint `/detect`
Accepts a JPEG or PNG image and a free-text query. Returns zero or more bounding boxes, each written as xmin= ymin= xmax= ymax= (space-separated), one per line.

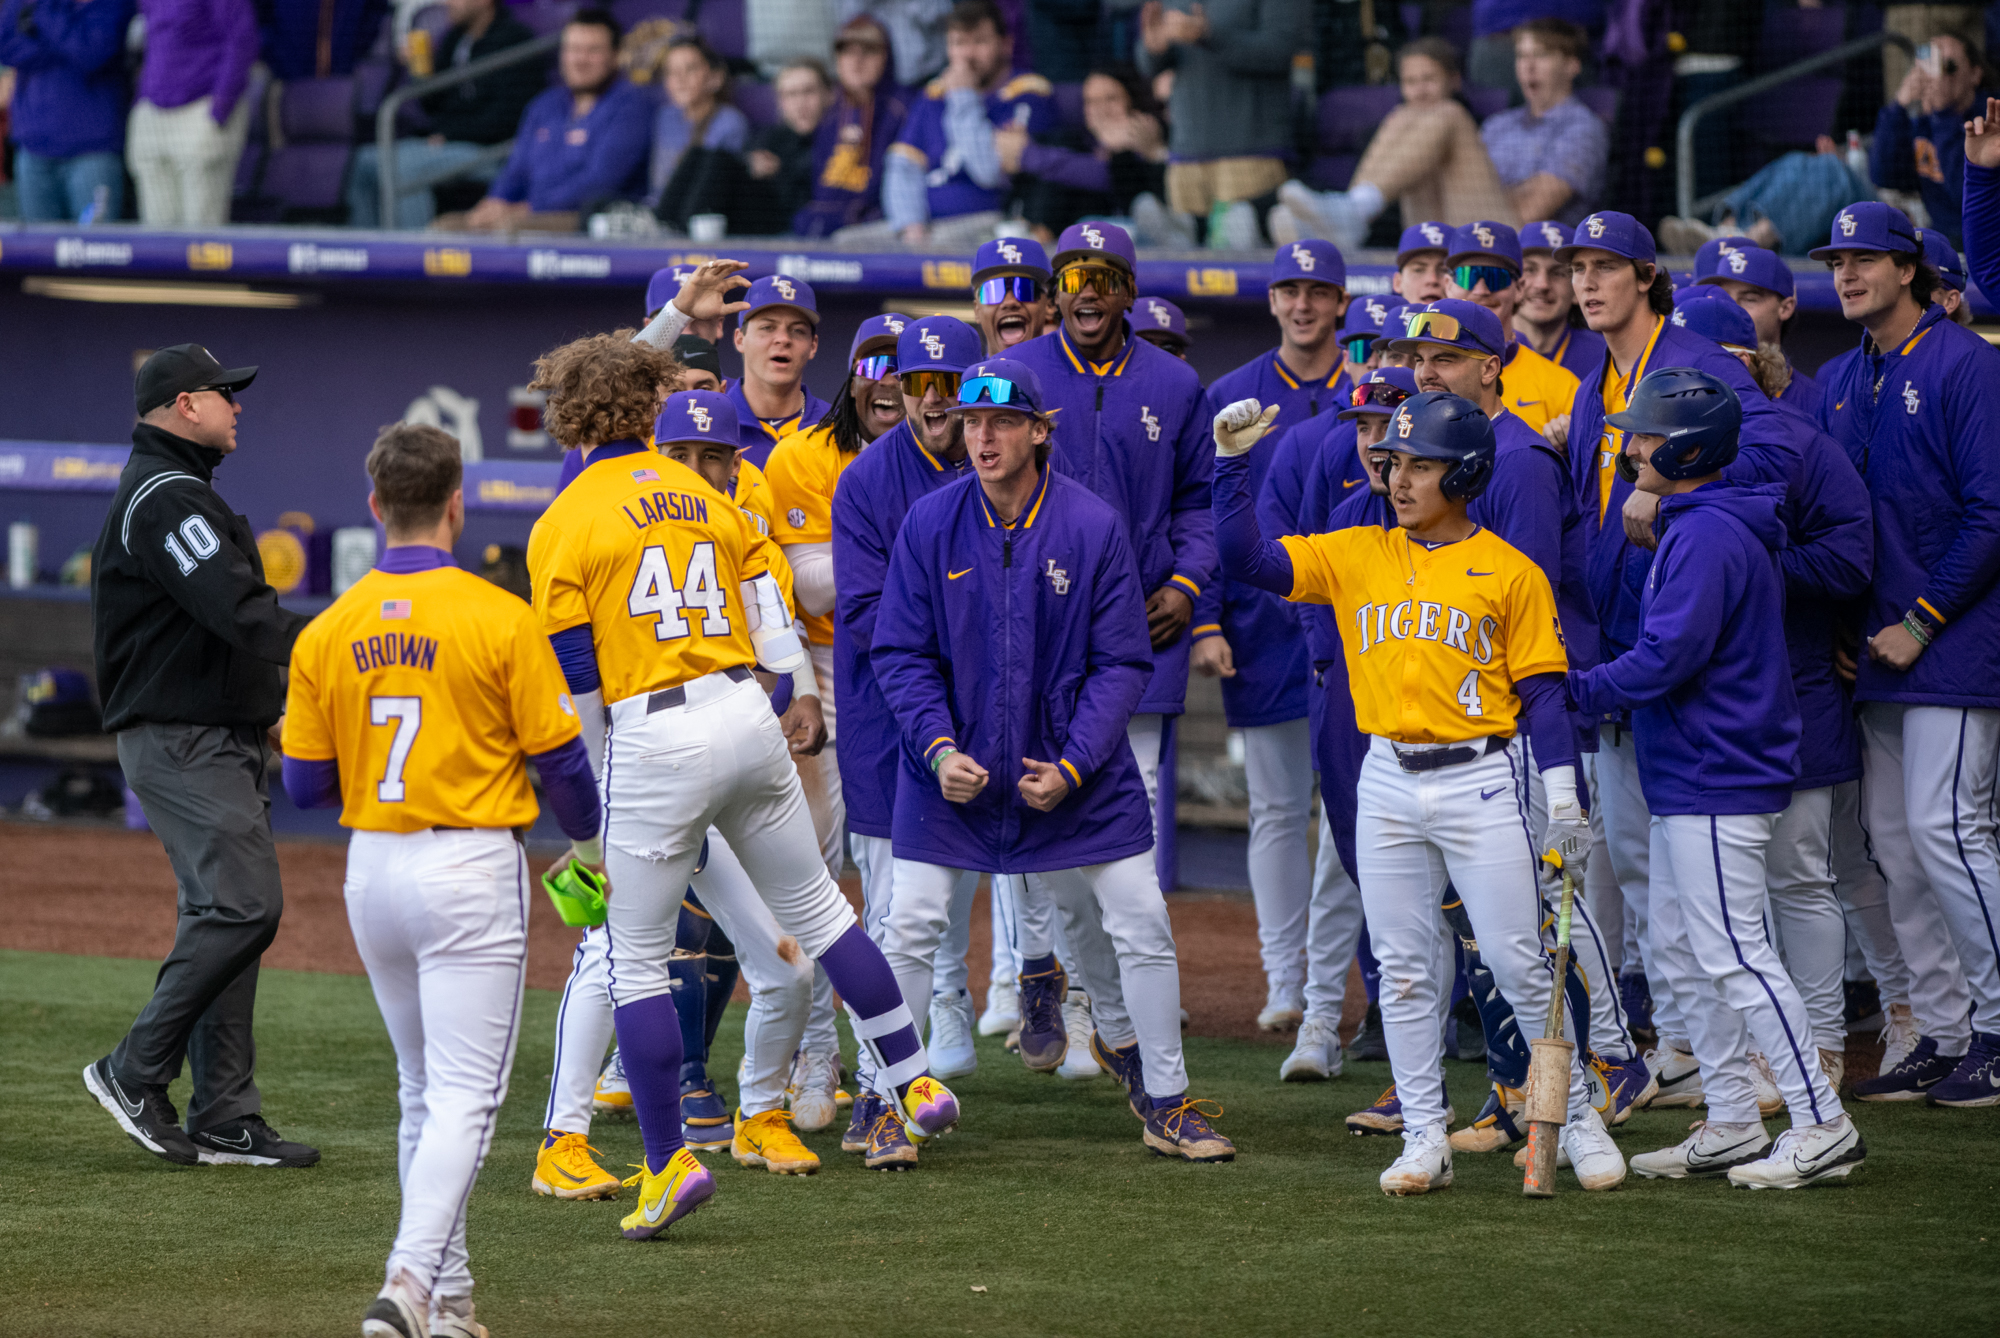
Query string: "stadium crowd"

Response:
xmin=1 ymin=0 xmax=1996 ymax=252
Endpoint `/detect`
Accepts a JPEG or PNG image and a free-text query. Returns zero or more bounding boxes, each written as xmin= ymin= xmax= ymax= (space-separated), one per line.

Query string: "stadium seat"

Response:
xmin=1465 ymin=86 xmax=1507 ymax=120
xmin=1577 ymin=84 xmax=1619 ymax=125
xmin=1307 ymin=84 xmax=1400 ymax=190
xmin=261 ymin=77 xmax=361 ymax=221
xmin=699 ymin=0 xmax=745 ymax=60
xmin=1757 ymin=8 xmax=1846 ymax=71
xmin=515 ymin=0 xmax=580 ymax=37
xmin=733 ymin=79 xmax=777 ymax=129
xmin=611 ymin=0 xmax=689 ymax=28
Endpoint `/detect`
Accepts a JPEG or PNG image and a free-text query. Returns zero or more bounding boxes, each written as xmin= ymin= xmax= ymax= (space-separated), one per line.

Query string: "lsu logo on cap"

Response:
xmin=1903 ymin=383 xmax=1921 ymax=415
xmin=1363 ymin=297 xmax=1385 ymax=323
xmin=1420 ymin=223 xmax=1444 ymax=245
xmin=772 ymin=277 xmax=797 ymax=300
xmin=1538 ymin=223 xmax=1563 ymax=247
xmin=1139 ymin=406 xmax=1161 ymax=442
xmin=1671 ymin=308 xmax=1686 ymax=326
xmin=1727 ymin=250 xmax=1749 ymax=274
xmin=997 ymin=240 xmax=1023 ymax=264
xmin=1584 ymin=215 xmax=1606 ymax=239
xmin=1839 ymin=212 xmax=1857 ymax=237
xmin=1080 ymin=224 xmax=1106 ymax=249
xmin=1472 ymin=223 xmax=1495 ymax=249
xmin=1290 ymin=243 xmax=1315 ymax=271
xmin=1146 ymin=299 xmax=1173 ymax=327
xmin=921 ymin=331 xmax=946 ymax=359
xmin=687 ymin=401 xmax=713 ymax=432
xmin=886 ymin=315 xmax=906 ymax=333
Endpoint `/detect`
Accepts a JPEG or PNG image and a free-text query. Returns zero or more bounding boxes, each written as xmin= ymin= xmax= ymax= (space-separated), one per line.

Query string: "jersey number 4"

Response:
xmin=369 ymin=696 xmax=422 ymax=801
xmin=628 ymin=542 xmax=732 ymax=641
xmin=1456 ymin=671 xmax=1484 ymax=718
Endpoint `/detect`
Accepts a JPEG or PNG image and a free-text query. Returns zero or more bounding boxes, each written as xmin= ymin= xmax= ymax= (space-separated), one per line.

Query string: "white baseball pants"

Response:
xmin=1521 ymin=739 xmax=1631 ymax=1061
xmin=1646 ymin=812 xmax=1844 ymax=1128
xmin=1829 ymin=779 xmax=1912 ymax=1008
xmin=1243 ymin=719 xmax=1314 ymax=992
xmin=798 ymin=642 xmax=846 ymax=1057
xmin=1302 ymin=806 xmax=1366 ymax=1023
xmin=850 ymin=831 xmax=977 ymax=1089
xmin=1353 ymin=736 xmax=1587 ymax=1134
xmin=1580 ymin=750 xmax=1626 ymax=976
xmin=1860 ymin=703 xmax=1998 ymax=1042
xmin=1764 ymin=786 xmax=1847 ymax=1052
xmin=345 ymin=828 xmax=528 ymax=1302
xmin=1011 ymin=714 xmax=1159 ymax=961
xmin=1595 ymin=725 xmax=1688 ymax=1043
xmin=543 ymin=830 xmax=815 ymax=1132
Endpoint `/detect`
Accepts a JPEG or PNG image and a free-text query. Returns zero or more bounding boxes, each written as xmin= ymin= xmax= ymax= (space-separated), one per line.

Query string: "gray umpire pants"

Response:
xmin=111 ymin=722 xmax=284 ymax=1133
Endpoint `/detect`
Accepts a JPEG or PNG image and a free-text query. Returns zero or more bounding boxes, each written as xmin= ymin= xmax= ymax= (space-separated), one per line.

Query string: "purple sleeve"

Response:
xmin=1165 ymin=386 xmax=1217 ymax=598
xmin=1968 ymin=163 xmax=2000 ymax=303
xmin=1061 ymin=526 xmax=1157 ymax=783
xmin=1475 ymin=446 xmax=1564 ymax=594
xmin=545 ymin=92 xmax=651 ymax=209
xmin=530 ymin=735 xmax=603 ymax=841
xmin=1870 ymin=102 xmax=1920 ymax=193
xmin=1780 ymin=433 xmax=1874 ymax=602
xmin=1213 ymin=451 xmax=1297 ymax=596
xmin=832 ymin=481 xmax=893 ymax=652
xmin=1918 ymin=355 xmax=2000 ymax=624
xmin=1516 ymin=671 xmax=1577 ymax=772
xmin=549 ymin=624 xmax=600 ymax=695
xmin=209 ymin=0 xmax=260 ymax=124
xmin=489 ymin=98 xmax=541 ymax=201
xmin=1018 ymin=140 xmax=1112 ymax=192
xmin=282 ymin=755 xmax=341 ymax=809
xmin=871 ymin=521 xmax=960 ymax=771
xmin=1568 ymin=529 xmax=1729 ymax=713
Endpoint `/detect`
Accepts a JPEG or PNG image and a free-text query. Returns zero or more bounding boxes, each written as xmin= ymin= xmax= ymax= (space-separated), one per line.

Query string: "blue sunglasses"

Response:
xmin=852 ymin=354 xmax=897 ymax=380
xmin=1451 ymin=263 xmax=1516 ymax=293
xmin=957 ymin=375 xmax=1033 ymax=409
xmin=976 ymin=276 xmax=1042 ymax=305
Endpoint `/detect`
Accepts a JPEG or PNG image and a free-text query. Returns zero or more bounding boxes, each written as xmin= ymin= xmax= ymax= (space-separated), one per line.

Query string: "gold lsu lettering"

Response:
xmin=1351 ymin=600 xmax=1497 ymax=662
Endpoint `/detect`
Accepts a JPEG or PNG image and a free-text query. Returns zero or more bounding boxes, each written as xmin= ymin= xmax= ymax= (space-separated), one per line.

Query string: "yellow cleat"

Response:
xmin=593 ymin=1051 xmax=633 ymax=1115
xmin=619 ymin=1147 xmax=716 ymax=1240
xmin=898 ymin=1074 xmax=960 ymax=1142
xmin=731 ymin=1108 xmax=821 ymax=1175
xmin=532 ymin=1131 xmax=620 ymax=1200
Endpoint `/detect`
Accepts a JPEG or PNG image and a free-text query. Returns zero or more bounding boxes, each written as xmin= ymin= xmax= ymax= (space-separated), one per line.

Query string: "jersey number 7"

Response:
xmin=370 ymin=696 xmax=422 ymax=801
xmin=629 ymin=541 xmax=733 ymax=641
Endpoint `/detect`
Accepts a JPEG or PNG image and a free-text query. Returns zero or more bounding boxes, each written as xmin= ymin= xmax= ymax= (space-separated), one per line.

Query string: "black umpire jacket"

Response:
xmin=92 ymin=423 xmax=309 ymax=732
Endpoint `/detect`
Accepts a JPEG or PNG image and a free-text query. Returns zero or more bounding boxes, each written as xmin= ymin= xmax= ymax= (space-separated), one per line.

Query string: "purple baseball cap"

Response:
xmin=1446 ymin=221 xmax=1523 ymax=272
xmin=1919 ymin=227 xmax=1966 ymax=291
xmin=646 ymin=263 xmax=700 ymax=317
xmin=1392 ymin=298 xmax=1505 ymax=357
xmin=1695 ymin=242 xmax=1796 ymax=299
xmin=1807 ymin=201 xmax=1921 ymax=261
xmin=849 ymin=313 xmax=907 ymax=362
xmin=1520 ymin=220 xmax=1571 ymax=254
xmin=1052 ymin=220 xmax=1137 ymax=274
xmin=1397 ymin=221 xmax=1452 ymax=266
xmin=1670 ymin=287 xmax=1758 ymax=351
xmin=1136 ymin=296 xmax=1189 ymax=339
xmin=1692 ymin=236 xmax=1747 ymax=282
xmin=656 ymin=389 xmax=740 ymax=446
xmin=950 ymin=357 xmax=1049 ymax=417
xmin=897 ymin=315 xmax=983 ymax=376
xmin=972 ymin=236 xmax=1051 ymax=286
xmin=1339 ymin=294 xmax=1402 ymax=343
xmin=1556 ymin=212 xmax=1657 ymax=265
xmin=1337 ymin=365 xmax=1421 ymax=420
xmin=1270 ymin=239 xmax=1347 ymax=290
xmin=739 ymin=273 xmax=819 ymax=327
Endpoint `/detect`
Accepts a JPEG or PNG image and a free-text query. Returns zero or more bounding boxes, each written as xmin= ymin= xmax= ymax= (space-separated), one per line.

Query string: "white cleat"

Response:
xmin=1748 ymin=1051 xmax=1785 ymax=1117
xmin=430 ymin=1297 xmax=488 ymax=1338
xmin=1645 ymin=1044 xmax=1705 ymax=1108
xmin=362 ymin=1270 xmax=431 ymax=1338
xmin=1820 ymin=1046 xmax=1846 ymax=1093
xmin=592 ymin=1048 xmax=631 ymax=1115
xmin=1630 ymin=1120 xmax=1771 ymax=1179
xmin=1558 ymin=1106 xmax=1627 ymax=1191
xmin=1726 ymin=1113 xmax=1866 ymax=1190
xmin=1280 ymin=1015 xmax=1343 ymax=1082
xmin=977 ymin=971 xmax=1020 ymax=1037
xmin=1056 ymin=990 xmax=1104 ymax=1080
xmin=1879 ymin=1003 xmax=1918 ymax=1072
xmin=785 ymin=1047 xmax=840 ymax=1132
xmin=1380 ymin=1123 xmax=1453 ymax=1196
xmin=1257 ymin=977 xmax=1305 ymax=1032
xmin=928 ymin=989 xmax=979 ymax=1080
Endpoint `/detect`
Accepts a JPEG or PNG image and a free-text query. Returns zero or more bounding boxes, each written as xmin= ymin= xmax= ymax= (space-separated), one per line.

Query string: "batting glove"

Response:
xmin=1540 ymin=801 xmax=1591 ymax=875
xmin=1213 ymin=398 xmax=1280 ymax=457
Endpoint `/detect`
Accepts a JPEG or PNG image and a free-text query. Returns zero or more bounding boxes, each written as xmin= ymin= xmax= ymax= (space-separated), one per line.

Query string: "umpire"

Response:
xmin=83 ymin=345 xmax=319 ymax=1169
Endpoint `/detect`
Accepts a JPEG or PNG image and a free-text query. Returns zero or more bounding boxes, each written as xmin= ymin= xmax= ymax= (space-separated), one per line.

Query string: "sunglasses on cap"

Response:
xmin=976 ymin=276 xmax=1041 ymax=305
xmin=1403 ymin=310 xmax=1491 ymax=347
xmin=1054 ymin=263 xmax=1134 ymax=297
xmin=852 ymin=354 xmax=897 ymax=380
xmin=1451 ymin=263 xmax=1516 ymax=293
xmin=1349 ymin=381 xmax=1411 ymax=410
xmin=1341 ymin=336 xmax=1374 ymax=364
xmin=900 ymin=369 xmax=961 ymax=400
xmin=957 ymin=375 xmax=1034 ymax=408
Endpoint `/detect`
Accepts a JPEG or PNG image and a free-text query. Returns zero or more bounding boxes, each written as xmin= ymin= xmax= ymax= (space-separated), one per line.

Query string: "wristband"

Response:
xmin=930 ymin=746 xmax=957 ymax=774
xmin=1902 ymin=615 xmax=1933 ymax=648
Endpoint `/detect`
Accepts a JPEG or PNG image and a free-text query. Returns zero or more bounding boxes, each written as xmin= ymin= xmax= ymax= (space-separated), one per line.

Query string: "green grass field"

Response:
xmin=5 ymin=948 xmax=1997 ymax=1338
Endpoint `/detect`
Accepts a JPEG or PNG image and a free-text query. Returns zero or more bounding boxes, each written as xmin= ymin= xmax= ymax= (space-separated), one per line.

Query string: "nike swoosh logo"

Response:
xmin=111 ymin=1076 xmax=146 ymax=1119
xmin=1478 ymin=787 xmax=1504 ymax=801
xmin=1513 ymin=398 xmax=1541 ymax=407
xmin=204 ymin=1129 xmax=253 ymax=1151
xmin=948 ymin=568 xmax=973 ymax=580
xmin=1688 ymin=1135 xmax=1766 ymax=1168
xmin=1343 ymin=478 xmax=1361 ymax=488
xmin=1467 ymin=569 xmax=1493 ymax=577
xmin=1834 ymin=400 xmax=1846 ymax=410
xmin=643 ymin=1186 xmax=672 ymax=1223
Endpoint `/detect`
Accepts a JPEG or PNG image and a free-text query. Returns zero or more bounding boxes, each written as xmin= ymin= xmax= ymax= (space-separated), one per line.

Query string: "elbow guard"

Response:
xmin=742 ymin=573 xmax=805 ymax=674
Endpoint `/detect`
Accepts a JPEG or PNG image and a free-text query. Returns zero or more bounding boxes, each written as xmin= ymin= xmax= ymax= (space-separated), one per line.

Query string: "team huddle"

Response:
xmin=278 ymin=202 xmax=1999 ymax=1337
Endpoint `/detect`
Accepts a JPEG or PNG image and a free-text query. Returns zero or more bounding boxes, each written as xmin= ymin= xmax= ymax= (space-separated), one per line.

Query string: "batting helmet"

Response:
xmin=1383 ymin=391 xmax=1496 ymax=500
xmin=1606 ymin=367 xmax=1742 ymax=481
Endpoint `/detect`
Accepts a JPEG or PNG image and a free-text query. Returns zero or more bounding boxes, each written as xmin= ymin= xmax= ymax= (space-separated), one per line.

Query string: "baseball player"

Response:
xmin=525 ymin=336 xmax=958 ymax=1240
xmin=1814 ymin=201 xmax=2000 ymax=1106
xmin=281 ymin=423 xmax=603 ymax=1338
xmin=1569 ymin=368 xmax=1867 ymax=1188
xmin=1515 ymin=221 xmax=1608 ymax=381
xmin=871 ymin=357 xmax=1235 ymax=1163
xmin=971 ymin=236 xmax=1052 ymax=352
xmin=1559 ymin=211 xmax=1796 ymax=1109
xmin=729 ymin=275 xmax=833 ymax=470
xmin=1213 ymin=389 xmax=1620 ymax=1195
xmin=1691 ymin=240 xmax=1824 ymax=419
xmin=1441 ymin=222 xmax=1581 ymax=435
xmin=1391 ymin=222 xmax=1453 ymax=303
xmin=1134 ymin=297 xmax=1191 ymax=359
xmin=1919 ymin=226 xmax=1974 ymax=325
xmin=648 ymin=263 xmax=729 ymax=344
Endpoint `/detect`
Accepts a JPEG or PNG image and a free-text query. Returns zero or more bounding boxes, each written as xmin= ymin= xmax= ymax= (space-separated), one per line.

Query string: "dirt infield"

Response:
xmin=0 ymin=821 xmax=1306 ymax=1042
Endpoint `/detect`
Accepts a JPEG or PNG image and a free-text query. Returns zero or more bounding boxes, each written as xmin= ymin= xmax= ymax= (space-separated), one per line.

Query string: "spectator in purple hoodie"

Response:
xmin=792 ymin=15 xmax=911 ymax=236
xmin=126 ymin=0 xmax=261 ymax=224
xmin=0 ymin=0 xmax=136 ymax=222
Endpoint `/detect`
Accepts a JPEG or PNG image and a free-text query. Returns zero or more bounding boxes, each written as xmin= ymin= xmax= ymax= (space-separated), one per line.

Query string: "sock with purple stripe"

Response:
xmin=612 ymin=992 xmax=686 ymax=1174
xmin=817 ymin=923 xmax=927 ymax=1097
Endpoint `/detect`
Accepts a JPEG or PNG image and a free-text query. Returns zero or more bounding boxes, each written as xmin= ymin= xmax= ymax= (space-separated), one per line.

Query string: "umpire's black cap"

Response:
xmin=135 ymin=344 xmax=259 ymax=416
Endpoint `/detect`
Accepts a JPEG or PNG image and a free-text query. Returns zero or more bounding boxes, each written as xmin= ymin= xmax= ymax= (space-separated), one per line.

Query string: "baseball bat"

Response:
xmin=1522 ymin=863 xmax=1577 ymax=1199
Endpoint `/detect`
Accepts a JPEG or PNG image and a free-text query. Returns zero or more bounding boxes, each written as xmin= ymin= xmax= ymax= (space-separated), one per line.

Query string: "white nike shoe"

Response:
xmin=977 ymin=970 xmax=1020 ymax=1036
xmin=431 ymin=1296 xmax=488 ymax=1338
xmin=1879 ymin=1003 xmax=1919 ymax=1072
xmin=1646 ymin=1044 xmax=1705 ymax=1108
xmin=1726 ymin=1113 xmax=1866 ymax=1189
xmin=1820 ymin=1046 xmax=1846 ymax=1093
xmin=1559 ymin=1105 xmax=1627 ymax=1190
xmin=1280 ymin=1014 xmax=1343 ymax=1082
xmin=1056 ymin=990 xmax=1104 ymax=1080
xmin=1380 ymin=1123 xmax=1452 ymax=1196
xmin=786 ymin=1047 xmax=840 ymax=1132
xmin=1748 ymin=1051 xmax=1785 ymax=1116
xmin=362 ymin=1270 xmax=430 ymax=1338
xmin=1630 ymin=1120 xmax=1772 ymax=1179
xmin=928 ymin=989 xmax=978 ymax=1080
xmin=1257 ymin=976 xmax=1305 ymax=1032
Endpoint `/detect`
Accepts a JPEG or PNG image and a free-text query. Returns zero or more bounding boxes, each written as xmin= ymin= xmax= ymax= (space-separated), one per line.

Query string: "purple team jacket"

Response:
xmin=871 ymin=469 xmax=1156 ymax=873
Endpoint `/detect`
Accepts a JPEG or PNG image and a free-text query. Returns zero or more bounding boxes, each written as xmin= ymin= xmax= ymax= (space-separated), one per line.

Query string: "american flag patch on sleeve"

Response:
xmin=632 ymin=468 xmax=660 ymax=483
xmin=380 ymin=599 xmax=413 ymax=619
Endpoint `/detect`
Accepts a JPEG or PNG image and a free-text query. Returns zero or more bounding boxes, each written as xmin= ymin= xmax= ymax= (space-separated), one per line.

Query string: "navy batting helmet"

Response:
xmin=1607 ymin=367 xmax=1742 ymax=481
xmin=1384 ymin=391 xmax=1496 ymax=500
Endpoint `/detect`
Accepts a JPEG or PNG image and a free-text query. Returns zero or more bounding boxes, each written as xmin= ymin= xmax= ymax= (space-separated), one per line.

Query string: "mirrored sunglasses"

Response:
xmin=976 ymin=276 xmax=1042 ymax=305
xmin=957 ymin=375 xmax=1032 ymax=408
xmin=1054 ymin=264 xmax=1134 ymax=297
xmin=1341 ymin=336 xmax=1375 ymax=364
xmin=1350 ymin=381 xmax=1412 ymax=410
xmin=900 ymin=370 xmax=961 ymax=400
xmin=1404 ymin=310 xmax=1464 ymax=342
xmin=1451 ymin=264 xmax=1516 ymax=293
xmin=852 ymin=354 xmax=898 ymax=380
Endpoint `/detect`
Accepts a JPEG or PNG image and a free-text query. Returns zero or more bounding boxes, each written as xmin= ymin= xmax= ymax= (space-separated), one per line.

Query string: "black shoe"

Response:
xmin=1351 ymin=1002 xmax=1389 ymax=1062
xmin=189 ymin=1113 xmax=321 ymax=1167
xmin=1844 ymin=978 xmax=1884 ymax=1034
xmin=1452 ymin=994 xmax=1486 ymax=1062
xmin=83 ymin=1056 xmax=199 ymax=1165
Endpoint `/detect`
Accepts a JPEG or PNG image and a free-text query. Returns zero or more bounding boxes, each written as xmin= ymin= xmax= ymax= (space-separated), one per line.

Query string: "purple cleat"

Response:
xmin=1017 ymin=961 xmax=1069 ymax=1072
xmin=1090 ymin=1031 xmax=1150 ymax=1119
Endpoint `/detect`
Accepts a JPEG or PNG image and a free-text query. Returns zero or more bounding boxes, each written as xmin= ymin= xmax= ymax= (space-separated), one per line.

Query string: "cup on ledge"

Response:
xmin=688 ymin=213 xmax=728 ymax=243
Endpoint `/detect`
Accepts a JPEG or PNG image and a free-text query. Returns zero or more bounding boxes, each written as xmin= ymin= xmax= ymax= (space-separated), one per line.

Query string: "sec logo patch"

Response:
xmin=786 ymin=508 xmax=806 ymax=527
